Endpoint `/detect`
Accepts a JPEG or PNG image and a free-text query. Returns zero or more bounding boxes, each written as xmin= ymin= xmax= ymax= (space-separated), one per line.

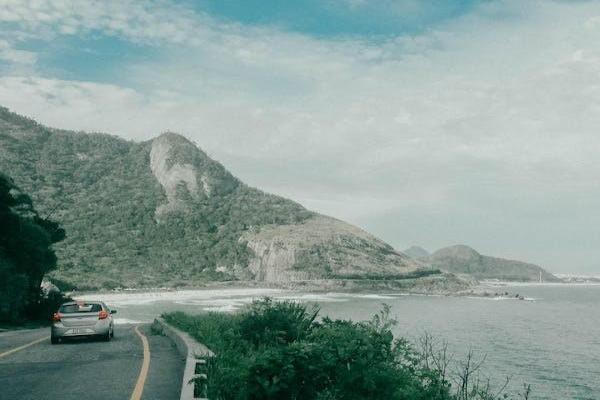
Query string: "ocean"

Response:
xmin=81 ymin=284 xmax=600 ymax=400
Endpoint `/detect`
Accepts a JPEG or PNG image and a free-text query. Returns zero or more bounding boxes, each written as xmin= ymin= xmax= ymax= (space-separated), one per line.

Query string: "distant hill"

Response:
xmin=0 ymin=107 xmax=437 ymax=290
xmin=403 ymin=246 xmax=430 ymax=259
xmin=425 ymin=245 xmax=560 ymax=282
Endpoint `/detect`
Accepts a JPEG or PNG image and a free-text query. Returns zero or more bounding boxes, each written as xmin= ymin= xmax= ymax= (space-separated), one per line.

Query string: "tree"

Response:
xmin=0 ymin=173 xmax=65 ymax=322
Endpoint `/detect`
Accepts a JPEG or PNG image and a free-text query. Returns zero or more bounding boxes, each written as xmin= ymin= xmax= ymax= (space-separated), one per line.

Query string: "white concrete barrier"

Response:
xmin=152 ymin=317 xmax=214 ymax=400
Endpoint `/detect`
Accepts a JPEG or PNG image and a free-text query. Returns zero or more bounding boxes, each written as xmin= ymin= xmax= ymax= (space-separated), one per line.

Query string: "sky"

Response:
xmin=1 ymin=0 xmax=600 ymax=273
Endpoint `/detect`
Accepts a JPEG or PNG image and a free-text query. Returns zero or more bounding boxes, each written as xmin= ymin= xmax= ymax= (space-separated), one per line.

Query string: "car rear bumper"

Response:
xmin=51 ymin=320 xmax=111 ymax=338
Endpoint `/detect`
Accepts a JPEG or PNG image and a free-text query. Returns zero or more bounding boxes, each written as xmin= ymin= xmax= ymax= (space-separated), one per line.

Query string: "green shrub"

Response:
xmin=165 ymin=299 xmax=529 ymax=400
xmin=238 ymin=298 xmax=318 ymax=347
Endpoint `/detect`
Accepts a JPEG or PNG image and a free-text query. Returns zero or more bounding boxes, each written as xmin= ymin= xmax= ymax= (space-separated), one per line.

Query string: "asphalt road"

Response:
xmin=0 ymin=324 xmax=184 ymax=400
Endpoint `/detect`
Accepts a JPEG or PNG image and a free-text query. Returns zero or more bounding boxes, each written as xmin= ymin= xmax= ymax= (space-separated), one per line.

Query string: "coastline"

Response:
xmin=67 ymin=277 xmax=568 ymax=301
xmin=67 ymin=273 xmax=472 ymax=297
xmin=63 ymin=276 xmax=600 ymax=305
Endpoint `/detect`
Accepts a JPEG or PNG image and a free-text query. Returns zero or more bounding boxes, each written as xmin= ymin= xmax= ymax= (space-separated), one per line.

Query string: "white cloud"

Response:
xmin=0 ymin=0 xmax=210 ymax=44
xmin=0 ymin=39 xmax=36 ymax=64
xmin=2 ymin=0 xmax=600 ymax=270
xmin=0 ymin=76 xmax=147 ymax=131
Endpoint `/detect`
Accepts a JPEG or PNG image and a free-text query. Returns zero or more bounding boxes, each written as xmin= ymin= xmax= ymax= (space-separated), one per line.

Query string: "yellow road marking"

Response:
xmin=0 ymin=335 xmax=49 ymax=359
xmin=130 ymin=325 xmax=151 ymax=400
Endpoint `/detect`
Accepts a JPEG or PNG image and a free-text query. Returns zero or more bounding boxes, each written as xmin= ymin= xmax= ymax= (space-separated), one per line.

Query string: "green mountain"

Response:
xmin=426 ymin=245 xmax=560 ymax=282
xmin=0 ymin=107 xmax=435 ymax=290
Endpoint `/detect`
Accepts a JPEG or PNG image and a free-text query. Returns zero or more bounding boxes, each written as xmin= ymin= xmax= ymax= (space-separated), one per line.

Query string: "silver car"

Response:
xmin=51 ymin=301 xmax=116 ymax=344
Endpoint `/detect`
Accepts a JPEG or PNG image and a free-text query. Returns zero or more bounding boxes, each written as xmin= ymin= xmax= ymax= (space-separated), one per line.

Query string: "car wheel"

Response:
xmin=110 ymin=326 xmax=114 ymax=338
xmin=51 ymin=336 xmax=59 ymax=345
xmin=103 ymin=331 xmax=111 ymax=342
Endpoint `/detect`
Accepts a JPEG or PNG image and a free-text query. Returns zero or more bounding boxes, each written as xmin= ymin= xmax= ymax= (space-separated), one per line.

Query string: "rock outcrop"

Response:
xmin=241 ymin=215 xmax=421 ymax=282
xmin=150 ymin=133 xmax=202 ymax=217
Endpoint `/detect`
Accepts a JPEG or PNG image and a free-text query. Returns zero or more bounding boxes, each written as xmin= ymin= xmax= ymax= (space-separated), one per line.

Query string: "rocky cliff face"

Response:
xmin=426 ymin=245 xmax=560 ymax=282
xmin=241 ymin=216 xmax=421 ymax=282
xmin=150 ymin=133 xmax=203 ymax=217
xmin=0 ymin=107 xmax=428 ymax=289
xmin=149 ymin=132 xmax=240 ymax=216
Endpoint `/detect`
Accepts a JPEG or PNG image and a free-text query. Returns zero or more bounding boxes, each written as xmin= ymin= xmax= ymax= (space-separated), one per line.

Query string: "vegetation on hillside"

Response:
xmin=0 ymin=173 xmax=68 ymax=323
xmin=0 ymin=107 xmax=313 ymax=289
xmin=1 ymin=107 xmax=427 ymax=290
xmin=165 ymin=299 xmax=531 ymax=400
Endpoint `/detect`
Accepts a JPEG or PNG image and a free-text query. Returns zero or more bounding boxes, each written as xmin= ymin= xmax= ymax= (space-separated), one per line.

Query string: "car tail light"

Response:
xmin=98 ymin=310 xmax=109 ymax=320
xmin=52 ymin=312 xmax=62 ymax=322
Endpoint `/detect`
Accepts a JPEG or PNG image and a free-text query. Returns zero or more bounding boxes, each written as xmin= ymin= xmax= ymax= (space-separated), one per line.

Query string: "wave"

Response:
xmin=465 ymin=296 xmax=538 ymax=302
xmin=74 ymin=288 xmax=284 ymax=306
xmin=113 ymin=318 xmax=144 ymax=325
xmin=274 ymin=293 xmax=349 ymax=302
xmin=202 ymin=305 xmax=239 ymax=313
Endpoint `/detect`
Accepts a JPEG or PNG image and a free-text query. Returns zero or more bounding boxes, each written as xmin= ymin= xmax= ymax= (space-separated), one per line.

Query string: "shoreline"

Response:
xmin=66 ymin=276 xmax=600 ymax=298
xmin=62 ymin=278 xmax=600 ymax=308
xmin=67 ymin=280 xmax=569 ymax=300
xmin=67 ymin=274 xmax=472 ymax=297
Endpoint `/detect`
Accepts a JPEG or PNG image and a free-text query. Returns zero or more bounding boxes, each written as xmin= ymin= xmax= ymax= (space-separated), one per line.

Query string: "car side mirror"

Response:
xmin=110 ymin=309 xmax=117 ymax=314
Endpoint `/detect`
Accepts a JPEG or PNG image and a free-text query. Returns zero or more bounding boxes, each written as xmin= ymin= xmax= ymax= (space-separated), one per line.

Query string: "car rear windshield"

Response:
xmin=59 ymin=303 xmax=102 ymax=313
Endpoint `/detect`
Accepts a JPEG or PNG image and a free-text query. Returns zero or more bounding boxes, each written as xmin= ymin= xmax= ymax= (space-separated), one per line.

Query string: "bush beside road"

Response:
xmin=165 ymin=298 xmax=532 ymax=400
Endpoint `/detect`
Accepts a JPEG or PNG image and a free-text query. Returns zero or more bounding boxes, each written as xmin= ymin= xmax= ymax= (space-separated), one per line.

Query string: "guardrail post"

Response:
xmin=194 ymin=359 xmax=209 ymax=399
